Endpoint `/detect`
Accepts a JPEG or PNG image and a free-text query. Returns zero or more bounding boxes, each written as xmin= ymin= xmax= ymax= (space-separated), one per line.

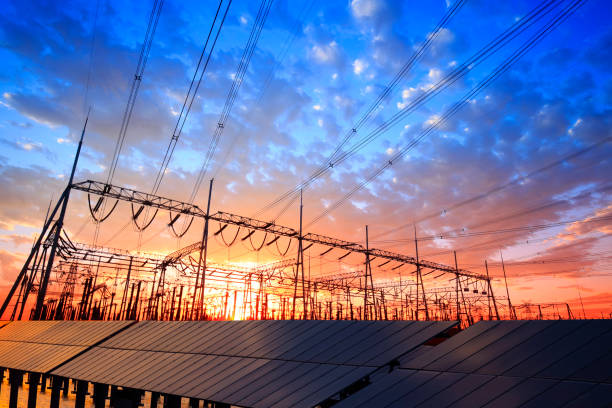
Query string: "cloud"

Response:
xmin=353 ymin=58 xmax=368 ymax=75
xmin=309 ymin=41 xmax=340 ymax=64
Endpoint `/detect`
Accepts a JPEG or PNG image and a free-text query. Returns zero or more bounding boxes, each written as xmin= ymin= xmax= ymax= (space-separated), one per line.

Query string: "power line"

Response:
xmin=188 ymin=0 xmax=274 ymax=204
xmin=374 ymin=136 xmax=611 ymax=240
xmin=151 ymin=0 xmax=232 ymax=195
xmin=106 ymin=0 xmax=164 ymax=185
xmin=253 ymin=0 xmax=468 ymax=219
xmin=307 ymin=0 xmax=585 ymax=227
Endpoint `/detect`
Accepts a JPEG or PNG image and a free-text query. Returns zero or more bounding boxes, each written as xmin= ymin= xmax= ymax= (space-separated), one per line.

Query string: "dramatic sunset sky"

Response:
xmin=0 ymin=0 xmax=610 ymax=317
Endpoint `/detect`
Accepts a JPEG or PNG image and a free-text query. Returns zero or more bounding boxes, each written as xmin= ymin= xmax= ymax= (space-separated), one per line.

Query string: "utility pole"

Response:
xmin=363 ymin=225 xmax=375 ymax=320
xmin=194 ymin=179 xmax=214 ymax=319
xmin=414 ymin=225 xmax=428 ymax=320
xmin=484 ymin=260 xmax=500 ymax=320
xmin=500 ymin=251 xmax=515 ymax=320
xmin=33 ymin=112 xmax=90 ymax=320
xmin=454 ymin=251 xmax=460 ymax=322
xmin=292 ymin=189 xmax=306 ymax=319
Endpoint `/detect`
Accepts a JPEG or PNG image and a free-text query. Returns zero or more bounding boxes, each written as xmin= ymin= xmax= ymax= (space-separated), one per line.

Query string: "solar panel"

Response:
xmin=425 ymin=321 xmax=526 ymax=372
xmin=387 ymin=371 xmax=466 ymax=407
xmin=520 ymin=380 xmax=596 ymax=408
xmin=481 ymin=377 xmax=558 ymax=407
xmin=400 ymin=320 xmax=500 ymax=369
xmin=504 ymin=320 xmax=612 ymax=378
xmin=6 ymin=319 xmax=606 ymax=407
xmin=0 ymin=320 xmax=133 ymax=373
xmin=450 ymin=320 xmax=553 ymax=373
xmin=538 ymin=324 xmax=612 ymax=381
xmin=476 ymin=320 xmax=586 ymax=376
xmin=556 ymin=383 xmax=612 ymax=408
xmin=50 ymin=320 xmax=454 ymax=407
xmin=415 ymin=372 xmax=493 ymax=408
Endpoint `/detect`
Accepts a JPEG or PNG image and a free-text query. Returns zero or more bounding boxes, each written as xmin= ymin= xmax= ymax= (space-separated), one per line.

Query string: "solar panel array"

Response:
xmin=333 ymin=320 xmax=612 ymax=408
xmin=0 ymin=320 xmax=132 ymax=373
xmin=52 ymin=320 xmax=456 ymax=408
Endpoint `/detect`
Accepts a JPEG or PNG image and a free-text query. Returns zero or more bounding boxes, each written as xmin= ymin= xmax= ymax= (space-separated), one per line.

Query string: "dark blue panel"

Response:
xmin=540 ymin=324 xmax=612 ymax=380
xmin=452 ymin=321 xmax=553 ymax=374
xmin=520 ymin=380 xmax=596 ymax=408
xmin=332 ymin=369 xmax=417 ymax=408
xmin=239 ymin=362 xmax=323 ymax=407
xmin=451 ymin=375 xmax=524 ymax=408
xmin=562 ymin=383 xmax=612 ymax=408
xmin=367 ymin=322 xmax=458 ymax=366
xmin=505 ymin=320 xmax=611 ymax=378
xmin=477 ymin=320 xmax=585 ymax=376
xmin=283 ymin=366 xmax=373 ymax=408
xmin=481 ymin=377 xmax=558 ymax=408
xmin=426 ymin=321 xmax=526 ymax=372
xmin=387 ymin=371 xmax=466 ymax=408
xmin=400 ymin=321 xmax=499 ymax=369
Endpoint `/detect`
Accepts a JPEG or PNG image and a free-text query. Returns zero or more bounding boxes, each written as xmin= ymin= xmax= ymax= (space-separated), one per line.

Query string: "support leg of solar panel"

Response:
xmin=75 ymin=380 xmax=88 ymax=408
xmin=50 ymin=376 xmax=63 ymax=408
xmin=150 ymin=391 xmax=160 ymax=407
xmin=163 ymin=394 xmax=181 ymax=408
xmin=92 ymin=383 xmax=108 ymax=408
xmin=8 ymin=369 xmax=22 ymax=408
xmin=62 ymin=377 xmax=70 ymax=397
xmin=27 ymin=372 xmax=39 ymax=408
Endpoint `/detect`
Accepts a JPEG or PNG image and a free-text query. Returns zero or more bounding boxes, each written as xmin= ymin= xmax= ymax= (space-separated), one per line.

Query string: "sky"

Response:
xmin=0 ymin=0 xmax=610 ymax=317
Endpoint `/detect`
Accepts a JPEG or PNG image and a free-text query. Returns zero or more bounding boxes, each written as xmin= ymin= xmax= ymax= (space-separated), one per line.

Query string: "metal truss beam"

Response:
xmin=73 ymin=180 xmax=487 ymax=280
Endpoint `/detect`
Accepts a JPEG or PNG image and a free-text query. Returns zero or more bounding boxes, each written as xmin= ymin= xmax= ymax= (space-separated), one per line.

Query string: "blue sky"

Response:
xmin=0 ymin=0 xmax=610 ymax=313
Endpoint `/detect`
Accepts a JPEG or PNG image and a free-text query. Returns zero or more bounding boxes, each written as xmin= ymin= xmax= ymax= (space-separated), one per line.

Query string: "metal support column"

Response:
xmin=8 ymin=369 xmax=22 ymax=408
xmin=150 ymin=391 xmax=160 ymax=407
xmin=75 ymin=380 xmax=88 ymax=408
xmin=92 ymin=383 xmax=108 ymax=408
xmin=50 ymin=376 xmax=63 ymax=408
xmin=27 ymin=372 xmax=40 ymax=408
xmin=164 ymin=394 xmax=181 ymax=408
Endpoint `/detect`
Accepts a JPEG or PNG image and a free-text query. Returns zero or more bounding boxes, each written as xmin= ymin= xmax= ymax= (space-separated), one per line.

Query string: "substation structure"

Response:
xmin=1 ymin=179 xmax=569 ymax=325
